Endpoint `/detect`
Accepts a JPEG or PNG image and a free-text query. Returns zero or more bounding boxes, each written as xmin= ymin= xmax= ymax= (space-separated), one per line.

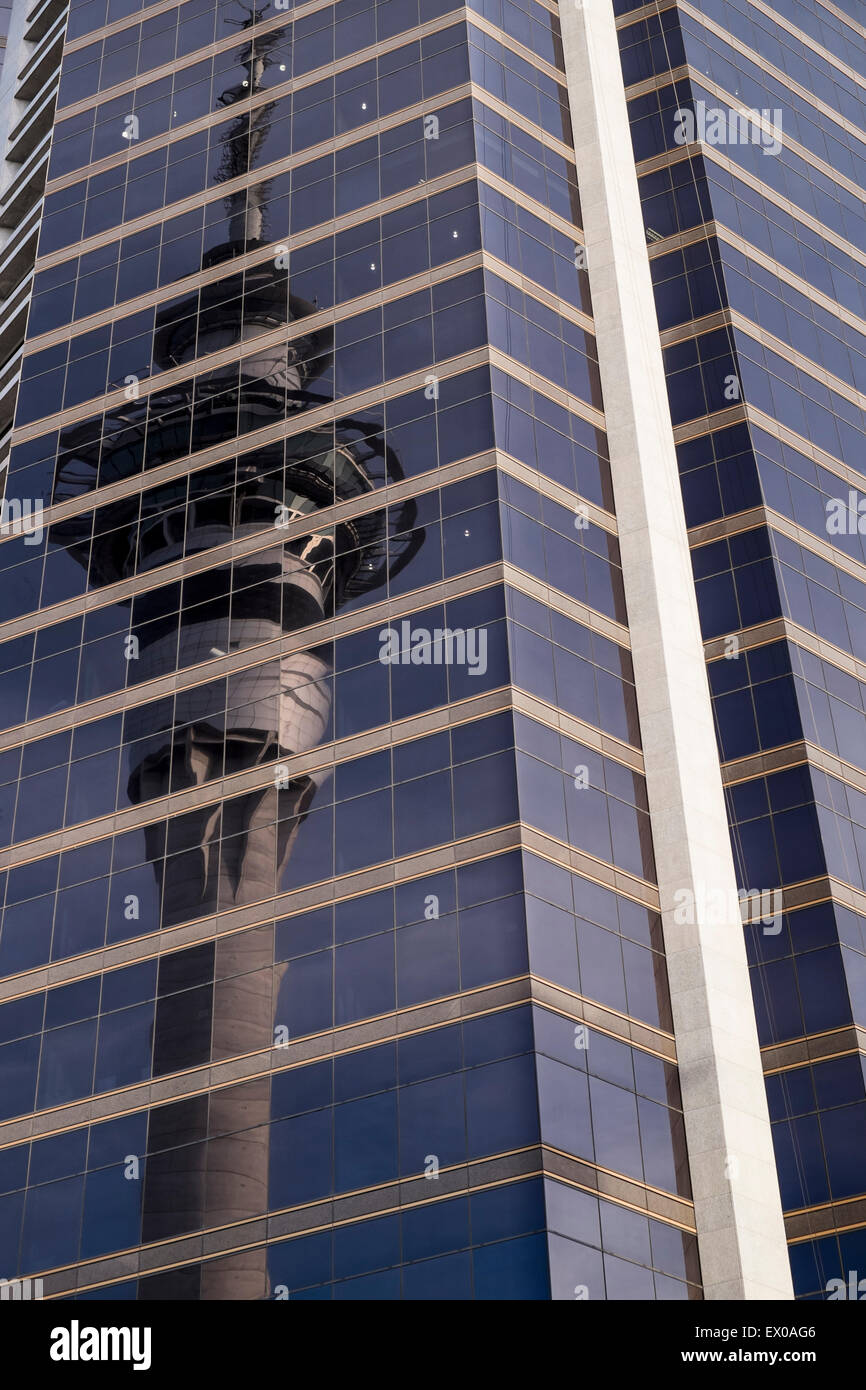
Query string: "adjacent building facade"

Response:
xmin=0 ymin=0 xmax=858 ymax=1301
xmin=615 ymin=0 xmax=866 ymax=1299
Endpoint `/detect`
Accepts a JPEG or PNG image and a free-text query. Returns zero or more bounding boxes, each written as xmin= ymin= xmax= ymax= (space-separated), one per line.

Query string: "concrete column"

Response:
xmin=558 ymin=0 xmax=792 ymax=1299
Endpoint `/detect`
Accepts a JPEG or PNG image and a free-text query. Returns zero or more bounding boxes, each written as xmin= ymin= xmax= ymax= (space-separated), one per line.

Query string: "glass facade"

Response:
xmin=3 ymin=0 xmax=861 ymax=1304
xmin=617 ymin=0 xmax=866 ymax=1298
xmin=0 ymin=0 xmax=704 ymax=1300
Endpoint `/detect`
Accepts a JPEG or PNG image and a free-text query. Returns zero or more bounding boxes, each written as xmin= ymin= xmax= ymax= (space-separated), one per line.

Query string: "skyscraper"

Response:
xmin=0 ymin=0 xmax=858 ymax=1302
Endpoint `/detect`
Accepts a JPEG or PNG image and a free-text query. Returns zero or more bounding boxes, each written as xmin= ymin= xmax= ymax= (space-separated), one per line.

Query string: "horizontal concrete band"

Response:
xmin=0 ymin=609 xmax=639 ymax=756
xmin=618 ymin=0 xmax=866 ymax=67
xmin=723 ymin=741 xmax=866 ymax=804
xmin=745 ymin=0 xmax=866 ymax=69
xmin=24 ymin=240 xmax=594 ymax=364
xmin=624 ymin=37 xmax=864 ymax=144
xmin=44 ymin=77 xmax=574 ymax=246
xmin=662 ymin=303 xmax=866 ymax=418
xmin=46 ymin=63 xmax=572 ymax=201
xmin=691 ymin=507 xmax=866 ymax=593
xmin=762 ymin=1024 xmax=866 ymax=1074
xmin=638 ymin=142 xmax=866 ymax=279
xmin=0 ymin=965 xmax=678 ymax=1152
xmin=15 ymin=269 xmax=599 ymax=468
xmin=0 ymin=813 xmax=663 ymax=1026
xmin=0 ymin=679 xmax=645 ymax=873
xmin=35 ymin=155 xmax=585 ymax=290
xmin=57 ymin=5 xmax=567 ymax=135
xmin=706 ymin=613 xmax=866 ymax=695
xmin=627 ymin=66 xmax=866 ymax=206
xmin=786 ymin=1193 xmax=866 ymax=1244
xmin=36 ymin=1143 xmax=697 ymax=1300
xmin=651 ymin=219 xmax=866 ymax=343
xmin=0 ymin=435 xmax=617 ymax=633
xmin=60 ymin=0 xmax=550 ymax=57
xmin=62 ymin=0 xmax=559 ymax=59
xmin=12 ymin=334 xmax=573 ymax=447
xmin=0 ymin=553 xmax=631 ymax=761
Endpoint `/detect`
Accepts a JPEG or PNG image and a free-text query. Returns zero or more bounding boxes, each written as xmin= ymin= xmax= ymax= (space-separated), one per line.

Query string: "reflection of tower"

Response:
xmin=213 ymin=2 xmax=280 ymax=251
xmin=51 ymin=5 xmax=423 ymax=1299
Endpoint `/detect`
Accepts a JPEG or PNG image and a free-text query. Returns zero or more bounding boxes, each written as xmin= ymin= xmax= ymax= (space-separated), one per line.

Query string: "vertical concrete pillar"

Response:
xmin=558 ymin=0 xmax=792 ymax=1298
